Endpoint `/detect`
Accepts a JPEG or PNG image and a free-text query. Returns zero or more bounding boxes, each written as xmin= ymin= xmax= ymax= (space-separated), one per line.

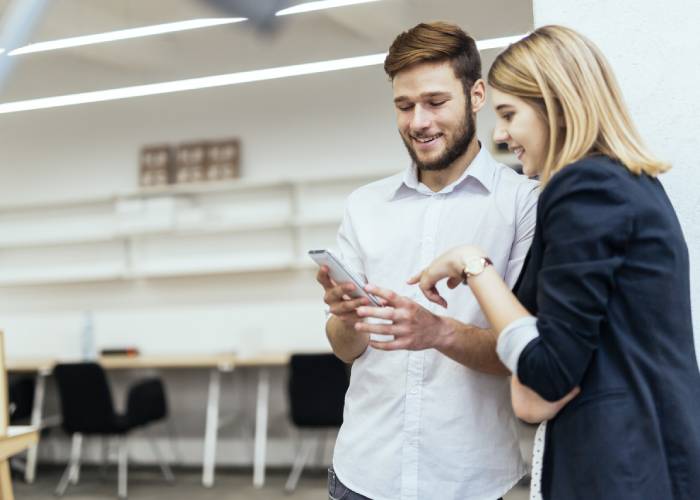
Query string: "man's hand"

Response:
xmin=354 ymin=284 xmax=450 ymax=351
xmin=316 ymin=265 xmax=370 ymax=328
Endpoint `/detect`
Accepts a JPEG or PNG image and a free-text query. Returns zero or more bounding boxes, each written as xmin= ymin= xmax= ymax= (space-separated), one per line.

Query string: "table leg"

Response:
xmin=0 ymin=460 xmax=14 ymax=500
xmin=25 ymin=369 xmax=48 ymax=484
xmin=253 ymin=367 xmax=270 ymax=488
xmin=202 ymin=368 xmax=221 ymax=487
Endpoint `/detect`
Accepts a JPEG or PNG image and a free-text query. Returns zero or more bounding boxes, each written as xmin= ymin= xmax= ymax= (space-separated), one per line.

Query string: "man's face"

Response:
xmin=392 ymin=61 xmax=476 ymax=171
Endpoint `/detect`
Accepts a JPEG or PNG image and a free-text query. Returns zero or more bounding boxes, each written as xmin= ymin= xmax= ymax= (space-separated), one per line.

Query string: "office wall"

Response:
xmin=0 ymin=40 xmax=510 ymax=465
xmin=533 ymin=0 xmax=700 ymax=363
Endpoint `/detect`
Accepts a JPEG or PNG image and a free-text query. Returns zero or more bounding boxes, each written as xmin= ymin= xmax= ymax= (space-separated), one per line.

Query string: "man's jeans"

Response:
xmin=328 ymin=467 xmax=372 ymax=500
xmin=327 ymin=467 xmax=505 ymax=500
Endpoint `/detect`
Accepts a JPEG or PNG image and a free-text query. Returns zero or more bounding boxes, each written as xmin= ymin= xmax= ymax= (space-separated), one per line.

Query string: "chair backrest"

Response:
xmin=8 ymin=377 xmax=35 ymax=422
xmin=288 ymin=353 xmax=349 ymax=428
xmin=53 ymin=362 xmax=117 ymax=434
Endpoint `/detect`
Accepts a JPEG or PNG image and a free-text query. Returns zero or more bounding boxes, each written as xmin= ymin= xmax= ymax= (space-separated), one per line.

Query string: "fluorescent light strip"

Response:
xmin=0 ymin=52 xmax=387 ymax=114
xmin=0 ymin=34 xmax=528 ymax=114
xmin=5 ymin=1 xmax=385 ymax=57
xmin=277 ymin=0 xmax=381 ymax=16
xmin=476 ymin=33 xmax=529 ymax=50
xmin=8 ymin=18 xmax=246 ymax=56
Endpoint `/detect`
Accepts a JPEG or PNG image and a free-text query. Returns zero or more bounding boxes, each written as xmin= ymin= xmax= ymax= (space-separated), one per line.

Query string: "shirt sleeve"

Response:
xmin=517 ymin=161 xmax=633 ymax=401
xmin=496 ymin=316 xmax=539 ymax=375
xmin=504 ymin=180 xmax=539 ymax=288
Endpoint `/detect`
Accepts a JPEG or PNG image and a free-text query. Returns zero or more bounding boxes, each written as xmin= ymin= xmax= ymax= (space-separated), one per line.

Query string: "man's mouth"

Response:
xmin=411 ymin=133 xmax=443 ymax=146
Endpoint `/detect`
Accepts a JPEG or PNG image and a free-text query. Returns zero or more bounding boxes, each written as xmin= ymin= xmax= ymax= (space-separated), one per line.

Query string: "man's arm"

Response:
xmin=436 ymin=317 xmax=508 ymax=375
xmin=326 ymin=314 xmax=369 ymax=364
xmin=318 ymin=267 xmax=370 ymax=364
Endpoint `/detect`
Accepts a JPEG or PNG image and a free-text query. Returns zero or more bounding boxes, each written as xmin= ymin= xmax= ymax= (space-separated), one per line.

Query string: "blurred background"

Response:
xmin=0 ymin=0 xmax=696 ymax=499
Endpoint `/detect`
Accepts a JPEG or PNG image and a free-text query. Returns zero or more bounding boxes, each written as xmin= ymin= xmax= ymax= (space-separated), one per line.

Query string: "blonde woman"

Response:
xmin=406 ymin=26 xmax=700 ymax=499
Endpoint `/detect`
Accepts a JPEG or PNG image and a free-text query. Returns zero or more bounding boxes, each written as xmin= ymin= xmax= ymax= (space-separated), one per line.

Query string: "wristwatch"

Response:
xmin=461 ymin=256 xmax=493 ymax=284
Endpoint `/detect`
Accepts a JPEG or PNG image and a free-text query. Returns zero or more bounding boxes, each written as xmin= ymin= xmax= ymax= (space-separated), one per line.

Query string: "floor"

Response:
xmin=13 ymin=466 xmax=530 ymax=499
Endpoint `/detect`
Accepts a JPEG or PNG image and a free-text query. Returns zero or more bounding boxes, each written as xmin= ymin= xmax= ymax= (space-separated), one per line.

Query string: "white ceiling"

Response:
xmin=0 ymin=0 xmax=533 ymax=102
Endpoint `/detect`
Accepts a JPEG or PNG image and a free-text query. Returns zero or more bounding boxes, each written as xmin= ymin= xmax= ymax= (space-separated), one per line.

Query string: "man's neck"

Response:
xmin=419 ymin=138 xmax=481 ymax=192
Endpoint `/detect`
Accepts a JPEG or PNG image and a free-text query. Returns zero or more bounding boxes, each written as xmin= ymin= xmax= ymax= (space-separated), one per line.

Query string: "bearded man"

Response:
xmin=316 ymin=21 xmax=539 ymax=500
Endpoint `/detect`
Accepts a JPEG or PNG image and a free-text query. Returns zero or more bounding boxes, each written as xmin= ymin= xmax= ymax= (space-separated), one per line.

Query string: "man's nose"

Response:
xmin=410 ymin=105 xmax=432 ymax=131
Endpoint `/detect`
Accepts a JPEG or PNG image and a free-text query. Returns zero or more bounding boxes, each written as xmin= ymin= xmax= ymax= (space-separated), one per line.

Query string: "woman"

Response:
xmin=409 ymin=26 xmax=700 ymax=499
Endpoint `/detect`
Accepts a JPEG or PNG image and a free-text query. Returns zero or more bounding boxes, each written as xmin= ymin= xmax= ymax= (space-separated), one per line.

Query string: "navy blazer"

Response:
xmin=514 ymin=156 xmax=700 ymax=499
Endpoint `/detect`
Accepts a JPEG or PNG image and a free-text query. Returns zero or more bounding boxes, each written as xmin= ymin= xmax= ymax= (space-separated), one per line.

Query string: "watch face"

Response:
xmin=465 ymin=257 xmax=486 ymax=275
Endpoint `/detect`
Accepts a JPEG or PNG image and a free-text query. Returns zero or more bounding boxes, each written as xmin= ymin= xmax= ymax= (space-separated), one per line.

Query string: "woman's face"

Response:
xmin=491 ymin=88 xmax=549 ymax=176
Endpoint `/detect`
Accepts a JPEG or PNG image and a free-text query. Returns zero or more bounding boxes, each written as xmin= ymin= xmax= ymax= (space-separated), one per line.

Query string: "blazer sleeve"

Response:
xmin=517 ymin=159 xmax=633 ymax=401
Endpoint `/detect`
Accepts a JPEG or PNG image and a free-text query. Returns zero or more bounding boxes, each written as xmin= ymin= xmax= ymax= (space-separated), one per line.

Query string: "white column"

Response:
xmin=533 ymin=0 xmax=700 ymax=363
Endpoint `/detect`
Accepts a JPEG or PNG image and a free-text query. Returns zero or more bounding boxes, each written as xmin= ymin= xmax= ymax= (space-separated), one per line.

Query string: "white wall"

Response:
xmin=533 ymin=0 xmax=700 ymax=360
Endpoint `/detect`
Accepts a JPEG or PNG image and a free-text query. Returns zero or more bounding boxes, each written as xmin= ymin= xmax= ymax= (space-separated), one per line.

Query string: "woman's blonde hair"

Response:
xmin=488 ymin=25 xmax=669 ymax=184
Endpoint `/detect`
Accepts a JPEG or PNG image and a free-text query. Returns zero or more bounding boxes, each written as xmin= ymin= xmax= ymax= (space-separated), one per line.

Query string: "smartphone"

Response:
xmin=308 ymin=249 xmax=382 ymax=307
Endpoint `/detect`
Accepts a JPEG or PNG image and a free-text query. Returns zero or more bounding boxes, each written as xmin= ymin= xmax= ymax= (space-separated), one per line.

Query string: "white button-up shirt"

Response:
xmin=331 ymin=148 xmax=539 ymax=500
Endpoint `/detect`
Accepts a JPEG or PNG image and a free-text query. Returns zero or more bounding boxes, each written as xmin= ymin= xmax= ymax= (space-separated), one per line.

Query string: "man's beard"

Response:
xmin=402 ymin=104 xmax=476 ymax=172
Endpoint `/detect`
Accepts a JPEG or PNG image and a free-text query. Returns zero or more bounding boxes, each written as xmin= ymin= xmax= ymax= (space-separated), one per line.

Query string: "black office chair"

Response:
xmin=9 ymin=376 xmax=35 ymax=423
xmin=53 ymin=363 xmax=174 ymax=498
xmin=284 ymin=353 xmax=349 ymax=493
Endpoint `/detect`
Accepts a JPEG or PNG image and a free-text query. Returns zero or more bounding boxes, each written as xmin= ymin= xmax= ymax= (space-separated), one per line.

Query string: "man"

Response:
xmin=317 ymin=22 xmax=538 ymax=500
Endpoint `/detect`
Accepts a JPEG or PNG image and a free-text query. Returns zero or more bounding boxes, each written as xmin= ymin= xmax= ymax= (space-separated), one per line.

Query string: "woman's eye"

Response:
xmin=503 ymin=112 xmax=514 ymax=121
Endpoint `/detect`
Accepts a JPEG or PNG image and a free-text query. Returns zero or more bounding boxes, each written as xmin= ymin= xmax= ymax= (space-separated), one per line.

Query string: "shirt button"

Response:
xmin=410 ymin=386 xmax=419 ymax=395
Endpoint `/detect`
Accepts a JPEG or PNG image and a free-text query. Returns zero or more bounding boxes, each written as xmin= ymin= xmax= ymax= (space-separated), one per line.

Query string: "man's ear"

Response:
xmin=470 ymin=79 xmax=487 ymax=112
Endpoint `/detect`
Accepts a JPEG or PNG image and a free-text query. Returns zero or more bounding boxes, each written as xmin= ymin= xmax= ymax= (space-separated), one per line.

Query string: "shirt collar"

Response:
xmin=387 ymin=144 xmax=496 ymax=200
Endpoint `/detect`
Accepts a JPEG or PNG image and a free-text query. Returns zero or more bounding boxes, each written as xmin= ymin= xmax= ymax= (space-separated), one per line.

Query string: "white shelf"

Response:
xmin=0 ymin=169 xmax=393 ymax=285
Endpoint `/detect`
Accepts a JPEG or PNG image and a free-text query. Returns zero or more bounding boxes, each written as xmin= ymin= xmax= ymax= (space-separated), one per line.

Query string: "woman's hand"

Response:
xmin=408 ymin=245 xmax=486 ymax=307
xmin=511 ymin=376 xmax=581 ymax=424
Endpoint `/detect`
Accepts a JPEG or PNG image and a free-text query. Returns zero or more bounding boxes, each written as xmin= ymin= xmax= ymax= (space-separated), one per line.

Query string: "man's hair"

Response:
xmin=488 ymin=25 xmax=669 ymax=184
xmin=384 ymin=21 xmax=481 ymax=97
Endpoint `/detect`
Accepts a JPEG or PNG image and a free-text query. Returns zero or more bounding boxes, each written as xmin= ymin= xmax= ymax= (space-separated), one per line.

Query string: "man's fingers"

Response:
xmin=364 ymin=284 xmax=403 ymax=306
xmin=369 ymin=338 xmax=410 ymax=351
xmin=325 ymin=282 xmax=358 ymax=303
xmin=356 ymin=306 xmax=396 ymax=320
xmin=355 ymin=321 xmax=410 ymax=335
xmin=328 ymin=297 xmax=368 ymax=315
xmin=316 ymin=266 xmax=333 ymax=289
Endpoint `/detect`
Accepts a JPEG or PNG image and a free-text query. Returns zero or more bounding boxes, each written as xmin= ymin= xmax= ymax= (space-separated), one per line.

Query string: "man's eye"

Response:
xmin=429 ymin=101 xmax=446 ymax=107
xmin=397 ymin=104 xmax=414 ymax=111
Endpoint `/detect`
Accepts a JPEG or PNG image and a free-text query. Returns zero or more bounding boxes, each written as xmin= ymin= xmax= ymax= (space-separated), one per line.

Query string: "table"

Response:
xmin=6 ymin=353 xmax=289 ymax=488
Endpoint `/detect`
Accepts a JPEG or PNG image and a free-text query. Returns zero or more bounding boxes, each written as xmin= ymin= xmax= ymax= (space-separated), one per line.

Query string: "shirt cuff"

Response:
xmin=496 ymin=316 xmax=539 ymax=375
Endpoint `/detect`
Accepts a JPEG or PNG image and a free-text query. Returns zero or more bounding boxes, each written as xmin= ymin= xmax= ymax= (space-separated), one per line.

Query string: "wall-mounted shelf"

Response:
xmin=0 ymin=170 xmax=396 ymax=286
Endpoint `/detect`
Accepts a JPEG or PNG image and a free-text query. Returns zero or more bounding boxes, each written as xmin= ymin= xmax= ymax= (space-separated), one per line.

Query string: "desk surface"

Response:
xmin=7 ymin=353 xmax=293 ymax=372
xmin=0 ymin=426 xmax=39 ymax=461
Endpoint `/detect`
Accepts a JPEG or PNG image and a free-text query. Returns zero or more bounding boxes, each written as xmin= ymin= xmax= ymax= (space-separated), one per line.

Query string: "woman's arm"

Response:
xmin=511 ymin=375 xmax=580 ymax=423
xmin=409 ymin=247 xmax=580 ymax=419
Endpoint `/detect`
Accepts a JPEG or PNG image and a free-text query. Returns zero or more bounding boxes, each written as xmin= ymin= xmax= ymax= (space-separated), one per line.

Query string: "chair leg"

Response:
xmin=147 ymin=434 xmax=174 ymax=483
xmin=55 ymin=433 xmax=82 ymax=496
xmin=117 ymin=436 xmax=128 ymax=499
xmin=284 ymin=432 xmax=317 ymax=493
xmin=164 ymin=419 xmax=185 ymax=467
xmin=69 ymin=434 xmax=83 ymax=485
xmin=99 ymin=436 xmax=109 ymax=479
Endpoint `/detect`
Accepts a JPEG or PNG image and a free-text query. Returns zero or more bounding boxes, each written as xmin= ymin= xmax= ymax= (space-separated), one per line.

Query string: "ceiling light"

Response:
xmin=8 ymin=18 xmax=246 ymax=56
xmin=276 ymin=0 xmax=381 ymax=16
xmin=476 ymin=34 xmax=528 ymax=50
xmin=0 ymin=52 xmax=387 ymax=114
xmin=0 ymin=34 xmax=528 ymax=114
